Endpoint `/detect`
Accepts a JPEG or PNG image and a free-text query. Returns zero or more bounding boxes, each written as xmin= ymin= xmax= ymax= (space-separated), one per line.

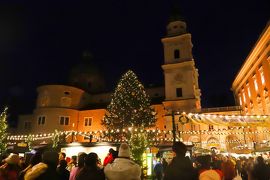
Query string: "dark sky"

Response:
xmin=0 ymin=0 xmax=269 ymax=125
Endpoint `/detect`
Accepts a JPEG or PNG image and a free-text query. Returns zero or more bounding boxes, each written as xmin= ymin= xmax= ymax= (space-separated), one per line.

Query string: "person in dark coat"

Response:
xmin=240 ymin=161 xmax=248 ymax=180
xmin=251 ymin=156 xmax=270 ymax=180
xmin=222 ymin=158 xmax=236 ymax=180
xmin=24 ymin=151 xmax=60 ymax=180
xmin=57 ymin=160 xmax=69 ymax=180
xmin=154 ymin=160 xmax=163 ymax=180
xmin=76 ymin=152 xmax=105 ymax=180
xmin=163 ymin=142 xmax=197 ymax=180
xmin=161 ymin=158 xmax=168 ymax=172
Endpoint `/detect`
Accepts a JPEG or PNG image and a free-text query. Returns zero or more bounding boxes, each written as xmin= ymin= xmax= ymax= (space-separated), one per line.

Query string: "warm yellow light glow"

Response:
xmin=260 ymin=67 xmax=265 ymax=85
xmin=239 ymin=94 xmax=242 ymax=106
xmin=242 ymin=89 xmax=246 ymax=103
xmin=146 ymin=153 xmax=152 ymax=176
xmin=253 ymin=76 xmax=258 ymax=91
xmin=247 ymin=84 xmax=251 ymax=98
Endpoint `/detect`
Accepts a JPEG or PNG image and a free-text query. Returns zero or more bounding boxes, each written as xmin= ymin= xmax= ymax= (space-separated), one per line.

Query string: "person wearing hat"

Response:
xmin=0 ymin=154 xmax=21 ymax=180
xmin=104 ymin=143 xmax=141 ymax=180
xmin=163 ymin=142 xmax=197 ymax=180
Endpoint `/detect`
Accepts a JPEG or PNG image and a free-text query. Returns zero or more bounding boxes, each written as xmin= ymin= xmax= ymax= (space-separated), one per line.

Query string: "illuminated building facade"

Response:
xmin=232 ymin=22 xmax=270 ymax=115
xmin=16 ymin=12 xmax=202 ymax=143
xmin=12 ymin=15 xmax=270 ymax=154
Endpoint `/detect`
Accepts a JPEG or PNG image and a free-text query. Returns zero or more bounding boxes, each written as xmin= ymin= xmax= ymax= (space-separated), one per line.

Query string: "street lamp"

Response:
xmin=164 ymin=109 xmax=178 ymax=143
xmin=71 ymin=123 xmax=75 ymax=142
xmin=171 ymin=111 xmax=177 ymax=144
xmin=165 ymin=109 xmax=190 ymax=143
xmin=178 ymin=112 xmax=190 ymax=142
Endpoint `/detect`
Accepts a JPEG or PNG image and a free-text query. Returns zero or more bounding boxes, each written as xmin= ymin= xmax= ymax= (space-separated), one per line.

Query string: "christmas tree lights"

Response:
xmin=102 ymin=70 xmax=156 ymax=137
xmin=102 ymin=70 xmax=156 ymax=165
xmin=0 ymin=107 xmax=8 ymax=155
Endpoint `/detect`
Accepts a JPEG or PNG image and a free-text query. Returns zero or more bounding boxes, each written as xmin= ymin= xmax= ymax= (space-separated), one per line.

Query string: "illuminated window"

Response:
xmin=37 ymin=116 xmax=46 ymax=125
xmin=259 ymin=66 xmax=265 ymax=85
xmin=253 ymin=75 xmax=258 ymax=92
xmin=59 ymin=116 xmax=69 ymax=125
xmin=247 ymin=83 xmax=251 ymax=97
xmin=239 ymin=95 xmax=242 ymax=106
xmin=242 ymin=89 xmax=246 ymax=103
xmin=84 ymin=117 xmax=92 ymax=126
xmin=174 ymin=49 xmax=180 ymax=59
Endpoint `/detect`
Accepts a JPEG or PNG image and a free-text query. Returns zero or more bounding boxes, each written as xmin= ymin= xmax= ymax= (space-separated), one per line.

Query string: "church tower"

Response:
xmin=162 ymin=8 xmax=201 ymax=112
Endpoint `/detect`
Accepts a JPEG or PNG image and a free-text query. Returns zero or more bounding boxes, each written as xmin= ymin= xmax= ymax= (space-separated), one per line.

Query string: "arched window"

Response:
xmin=174 ymin=49 xmax=180 ymax=59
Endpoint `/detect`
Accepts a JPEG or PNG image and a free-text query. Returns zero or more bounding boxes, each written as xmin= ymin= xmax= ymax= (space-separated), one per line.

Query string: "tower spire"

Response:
xmin=161 ymin=3 xmax=201 ymax=111
xmin=168 ymin=3 xmax=185 ymax=23
xmin=166 ymin=3 xmax=187 ymax=37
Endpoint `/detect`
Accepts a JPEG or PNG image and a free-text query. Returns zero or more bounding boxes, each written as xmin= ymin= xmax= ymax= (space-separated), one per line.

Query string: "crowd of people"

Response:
xmin=0 ymin=142 xmax=270 ymax=180
xmin=0 ymin=143 xmax=140 ymax=180
xmin=153 ymin=142 xmax=270 ymax=180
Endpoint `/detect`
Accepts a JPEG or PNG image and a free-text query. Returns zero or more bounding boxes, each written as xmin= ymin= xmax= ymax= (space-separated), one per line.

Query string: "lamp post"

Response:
xmin=164 ymin=109 xmax=178 ymax=143
xmin=71 ymin=123 xmax=75 ymax=142
xmin=171 ymin=111 xmax=177 ymax=144
xmin=165 ymin=109 xmax=189 ymax=143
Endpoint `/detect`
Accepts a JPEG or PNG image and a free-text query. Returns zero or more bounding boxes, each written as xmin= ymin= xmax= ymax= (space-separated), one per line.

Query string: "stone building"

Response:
xmin=232 ymin=22 xmax=270 ymax=115
xmin=12 ymin=13 xmax=270 ymax=154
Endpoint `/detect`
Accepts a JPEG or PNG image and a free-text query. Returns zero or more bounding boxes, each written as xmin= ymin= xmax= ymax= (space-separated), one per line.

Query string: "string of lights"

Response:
xmin=7 ymin=129 xmax=270 ymax=142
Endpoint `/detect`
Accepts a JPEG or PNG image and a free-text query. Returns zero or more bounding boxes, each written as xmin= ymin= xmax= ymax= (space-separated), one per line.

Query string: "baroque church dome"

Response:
xmin=69 ymin=51 xmax=106 ymax=94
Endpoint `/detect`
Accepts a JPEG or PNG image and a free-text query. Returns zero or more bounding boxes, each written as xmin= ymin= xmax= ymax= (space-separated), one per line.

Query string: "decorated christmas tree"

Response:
xmin=0 ymin=107 xmax=8 ymax=155
xmin=103 ymin=70 xmax=156 ymax=131
xmin=52 ymin=129 xmax=60 ymax=149
xmin=103 ymin=70 xmax=156 ymax=165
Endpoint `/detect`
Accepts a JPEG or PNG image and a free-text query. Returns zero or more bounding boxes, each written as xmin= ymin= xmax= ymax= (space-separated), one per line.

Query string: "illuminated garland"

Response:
xmin=7 ymin=127 xmax=270 ymax=140
xmin=7 ymin=128 xmax=270 ymax=145
xmin=186 ymin=113 xmax=270 ymax=126
xmin=7 ymin=112 xmax=270 ymax=140
xmin=7 ymin=113 xmax=270 ymax=145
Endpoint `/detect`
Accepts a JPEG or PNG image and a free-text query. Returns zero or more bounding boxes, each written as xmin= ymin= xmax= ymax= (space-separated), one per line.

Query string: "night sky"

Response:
xmin=0 ymin=0 xmax=269 ymax=125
